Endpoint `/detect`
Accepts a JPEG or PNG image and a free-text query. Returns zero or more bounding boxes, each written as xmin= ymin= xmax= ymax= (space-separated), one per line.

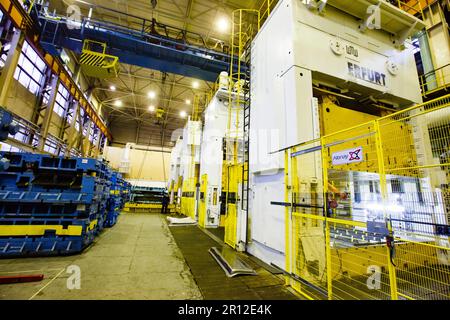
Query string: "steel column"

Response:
xmin=0 ymin=29 xmax=24 ymax=106
xmin=37 ymin=75 xmax=60 ymax=152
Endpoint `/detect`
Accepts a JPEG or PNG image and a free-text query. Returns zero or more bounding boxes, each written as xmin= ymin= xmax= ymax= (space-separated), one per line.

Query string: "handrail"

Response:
xmin=78 ymin=17 xmax=231 ymax=61
xmin=419 ymin=63 xmax=450 ymax=96
xmin=41 ymin=2 xmax=228 ymax=58
xmin=397 ymin=0 xmax=424 ymax=19
xmin=422 ymin=63 xmax=450 ymax=78
xmin=259 ymin=0 xmax=276 ymax=26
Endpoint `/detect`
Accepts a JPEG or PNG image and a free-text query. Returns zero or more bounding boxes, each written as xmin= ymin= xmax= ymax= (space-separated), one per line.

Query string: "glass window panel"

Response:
xmin=29 ymin=81 xmax=39 ymax=95
xmin=18 ymin=71 xmax=30 ymax=88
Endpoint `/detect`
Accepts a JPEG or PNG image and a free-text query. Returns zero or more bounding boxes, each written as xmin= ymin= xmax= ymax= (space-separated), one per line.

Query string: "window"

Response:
xmin=66 ymin=103 xmax=75 ymax=124
xmin=69 ymin=148 xmax=81 ymax=157
xmin=58 ymin=145 xmax=67 ymax=156
xmin=83 ymin=120 xmax=89 ymax=137
xmin=92 ymin=127 xmax=100 ymax=146
xmin=43 ymin=143 xmax=57 ymax=155
xmin=369 ymin=181 xmax=380 ymax=194
xmin=54 ymin=84 xmax=70 ymax=117
xmin=0 ymin=142 xmax=23 ymax=153
xmin=8 ymin=122 xmax=32 ymax=144
xmin=0 ymin=43 xmax=11 ymax=68
xmin=31 ymin=135 xmax=39 ymax=148
xmin=13 ymin=41 xmax=46 ymax=95
xmin=41 ymin=84 xmax=51 ymax=105
xmin=391 ymin=179 xmax=404 ymax=194
xmin=76 ymin=108 xmax=84 ymax=132
xmin=43 ymin=136 xmax=59 ymax=155
xmin=89 ymin=123 xmax=96 ymax=142
xmin=354 ymin=180 xmax=361 ymax=203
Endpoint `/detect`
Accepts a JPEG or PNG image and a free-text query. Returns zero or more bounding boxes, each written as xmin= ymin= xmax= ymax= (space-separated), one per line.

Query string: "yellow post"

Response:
xmin=290 ymin=147 xmax=299 ymax=289
xmin=321 ymin=137 xmax=333 ymax=300
xmin=284 ymin=150 xmax=290 ymax=286
xmin=374 ymin=120 xmax=399 ymax=300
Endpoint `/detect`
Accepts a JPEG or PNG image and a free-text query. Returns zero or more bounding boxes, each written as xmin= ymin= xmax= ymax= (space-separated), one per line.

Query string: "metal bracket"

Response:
xmin=393 ymin=21 xmax=418 ymax=48
xmin=305 ymin=0 xmax=328 ymax=14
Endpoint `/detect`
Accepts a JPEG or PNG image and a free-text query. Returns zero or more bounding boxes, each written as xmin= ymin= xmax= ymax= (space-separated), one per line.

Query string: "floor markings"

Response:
xmin=28 ymin=268 xmax=65 ymax=300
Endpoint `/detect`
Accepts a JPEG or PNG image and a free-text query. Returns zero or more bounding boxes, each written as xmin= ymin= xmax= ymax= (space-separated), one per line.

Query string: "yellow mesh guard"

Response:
xmin=285 ymin=94 xmax=450 ymax=300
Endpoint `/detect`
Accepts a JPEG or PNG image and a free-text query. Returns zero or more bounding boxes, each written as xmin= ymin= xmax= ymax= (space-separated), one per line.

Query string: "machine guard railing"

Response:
xmin=281 ymin=94 xmax=450 ymax=300
xmin=419 ymin=63 xmax=450 ymax=97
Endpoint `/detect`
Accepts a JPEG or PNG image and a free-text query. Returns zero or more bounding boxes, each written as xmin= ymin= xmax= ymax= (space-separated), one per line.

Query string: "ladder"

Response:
xmin=241 ymin=39 xmax=252 ymax=213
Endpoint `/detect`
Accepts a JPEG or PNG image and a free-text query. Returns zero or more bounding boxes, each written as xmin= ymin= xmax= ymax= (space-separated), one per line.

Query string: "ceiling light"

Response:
xmin=186 ymin=99 xmax=191 ymax=105
xmin=192 ymin=81 xmax=199 ymax=89
xmin=180 ymin=111 xmax=187 ymax=118
xmin=148 ymin=91 xmax=156 ymax=99
xmin=216 ymin=17 xmax=229 ymax=32
xmin=114 ymin=100 xmax=122 ymax=107
xmin=148 ymin=105 xmax=155 ymax=112
xmin=110 ymin=85 xmax=116 ymax=91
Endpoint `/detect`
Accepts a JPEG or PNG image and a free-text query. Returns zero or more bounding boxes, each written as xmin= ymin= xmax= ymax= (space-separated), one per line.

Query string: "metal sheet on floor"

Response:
xmin=209 ymin=246 xmax=257 ymax=278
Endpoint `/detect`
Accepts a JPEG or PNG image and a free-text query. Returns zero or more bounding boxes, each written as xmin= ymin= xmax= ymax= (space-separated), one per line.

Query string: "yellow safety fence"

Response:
xmin=284 ymin=94 xmax=450 ymax=300
xmin=419 ymin=64 xmax=450 ymax=97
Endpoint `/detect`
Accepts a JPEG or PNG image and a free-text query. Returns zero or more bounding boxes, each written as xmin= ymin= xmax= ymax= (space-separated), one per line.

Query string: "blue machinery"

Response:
xmin=32 ymin=4 xmax=245 ymax=82
xmin=106 ymin=171 xmax=131 ymax=227
xmin=0 ymin=152 xmax=131 ymax=257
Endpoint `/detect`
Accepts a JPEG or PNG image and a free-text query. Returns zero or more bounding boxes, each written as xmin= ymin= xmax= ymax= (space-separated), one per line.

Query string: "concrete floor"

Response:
xmin=0 ymin=213 xmax=202 ymax=300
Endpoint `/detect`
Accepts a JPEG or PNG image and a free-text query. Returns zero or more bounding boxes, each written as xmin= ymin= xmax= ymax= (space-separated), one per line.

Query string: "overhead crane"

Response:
xmin=31 ymin=3 xmax=246 ymax=82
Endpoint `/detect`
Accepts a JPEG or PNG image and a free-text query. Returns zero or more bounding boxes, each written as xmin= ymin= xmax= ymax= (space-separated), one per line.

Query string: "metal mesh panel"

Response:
xmin=291 ymin=213 xmax=327 ymax=295
xmin=329 ymin=220 xmax=392 ymax=300
xmin=285 ymin=94 xmax=450 ymax=300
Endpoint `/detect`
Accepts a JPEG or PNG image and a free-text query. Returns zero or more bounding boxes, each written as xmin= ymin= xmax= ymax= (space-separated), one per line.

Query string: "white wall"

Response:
xmin=103 ymin=145 xmax=171 ymax=182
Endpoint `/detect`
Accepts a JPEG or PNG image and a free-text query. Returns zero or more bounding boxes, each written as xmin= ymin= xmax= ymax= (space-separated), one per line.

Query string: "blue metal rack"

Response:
xmin=104 ymin=171 xmax=129 ymax=228
xmin=0 ymin=152 xmax=126 ymax=257
xmin=0 ymin=236 xmax=88 ymax=256
xmin=0 ymin=152 xmax=105 ymax=172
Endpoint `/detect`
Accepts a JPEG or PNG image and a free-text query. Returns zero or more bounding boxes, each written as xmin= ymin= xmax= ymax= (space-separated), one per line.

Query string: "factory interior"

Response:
xmin=0 ymin=0 xmax=449 ymax=303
